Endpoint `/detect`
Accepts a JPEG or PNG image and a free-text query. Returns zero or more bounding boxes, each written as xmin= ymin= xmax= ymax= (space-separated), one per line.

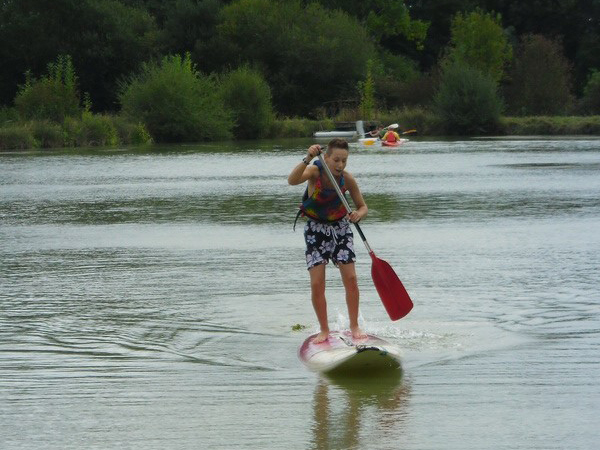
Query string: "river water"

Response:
xmin=1 ymin=137 xmax=599 ymax=449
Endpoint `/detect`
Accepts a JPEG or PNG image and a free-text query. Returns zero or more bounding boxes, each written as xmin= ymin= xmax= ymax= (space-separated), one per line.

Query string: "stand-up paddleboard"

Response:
xmin=299 ymin=331 xmax=402 ymax=375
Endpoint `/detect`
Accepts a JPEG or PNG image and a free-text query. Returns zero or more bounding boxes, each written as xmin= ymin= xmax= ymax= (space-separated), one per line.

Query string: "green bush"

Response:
xmin=214 ymin=0 xmax=375 ymax=116
xmin=434 ymin=62 xmax=503 ymax=134
xmin=62 ymin=117 xmax=82 ymax=147
xmin=219 ymin=66 xmax=274 ymax=139
xmin=376 ymin=72 xmax=437 ymax=109
xmin=578 ymin=70 xmax=600 ymax=115
xmin=14 ymin=55 xmax=81 ymax=122
xmin=79 ymin=113 xmax=118 ymax=146
xmin=446 ymin=9 xmax=512 ymax=83
xmin=111 ymin=115 xmax=152 ymax=145
xmin=505 ymin=35 xmax=574 ymax=116
xmin=30 ymin=120 xmax=65 ymax=148
xmin=0 ymin=106 xmax=18 ymax=125
xmin=119 ymin=53 xmax=233 ymax=143
xmin=0 ymin=124 xmax=37 ymax=150
xmin=63 ymin=113 xmax=118 ymax=147
xmin=377 ymin=107 xmax=441 ymax=135
xmin=270 ymin=117 xmax=333 ymax=138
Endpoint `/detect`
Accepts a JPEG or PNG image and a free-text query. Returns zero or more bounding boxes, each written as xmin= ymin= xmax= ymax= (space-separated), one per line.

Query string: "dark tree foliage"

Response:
xmin=204 ymin=0 xmax=375 ymax=116
xmin=0 ymin=0 xmax=160 ymax=110
xmin=479 ymin=0 xmax=600 ymax=94
xmin=504 ymin=34 xmax=575 ymax=116
xmin=1 ymin=0 xmax=598 ymax=116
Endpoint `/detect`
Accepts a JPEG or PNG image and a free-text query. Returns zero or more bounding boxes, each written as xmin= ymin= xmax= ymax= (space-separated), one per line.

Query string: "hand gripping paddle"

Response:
xmin=317 ymin=151 xmax=413 ymax=320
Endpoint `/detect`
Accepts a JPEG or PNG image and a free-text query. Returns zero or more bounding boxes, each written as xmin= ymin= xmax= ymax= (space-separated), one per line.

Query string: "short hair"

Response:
xmin=327 ymin=138 xmax=349 ymax=154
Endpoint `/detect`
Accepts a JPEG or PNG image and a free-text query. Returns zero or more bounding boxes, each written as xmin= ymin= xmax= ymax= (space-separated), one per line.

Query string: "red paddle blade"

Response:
xmin=370 ymin=254 xmax=413 ymax=321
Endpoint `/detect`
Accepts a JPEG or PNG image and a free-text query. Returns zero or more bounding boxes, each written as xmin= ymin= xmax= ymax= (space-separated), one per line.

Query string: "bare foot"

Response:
xmin=350 ymin=326 xmax=367 ymax=340
xmin=312 ymin=330 xmax=330 ymax=344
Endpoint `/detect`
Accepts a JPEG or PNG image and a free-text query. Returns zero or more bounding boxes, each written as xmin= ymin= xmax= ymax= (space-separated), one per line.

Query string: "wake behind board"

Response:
xmin=298 ymin=331 xmax=401 ymax=376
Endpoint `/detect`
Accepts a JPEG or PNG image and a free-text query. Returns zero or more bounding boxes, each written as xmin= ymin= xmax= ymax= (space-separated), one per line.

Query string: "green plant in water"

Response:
xmin=291 ymin=324 xmax=307 ymax=331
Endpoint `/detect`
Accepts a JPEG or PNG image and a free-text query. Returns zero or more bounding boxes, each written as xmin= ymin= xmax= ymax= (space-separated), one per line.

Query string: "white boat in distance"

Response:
xmin=313 ymin=130 xmax=357 ymax=138
xmin=313 ymin=120 xmax=367 ymax=139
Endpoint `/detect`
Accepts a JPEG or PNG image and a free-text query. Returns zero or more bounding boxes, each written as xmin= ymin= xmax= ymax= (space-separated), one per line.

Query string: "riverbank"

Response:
xmin=1 ymin=114 xmax=599 ymax=150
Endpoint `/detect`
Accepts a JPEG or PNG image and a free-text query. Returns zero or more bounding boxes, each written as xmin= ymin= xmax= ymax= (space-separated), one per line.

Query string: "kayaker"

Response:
xmin=368 ymin=125 xmax=384 ymax=137
xmin=288 ymin=138 xmax=368 ymax=343
xmin=382 ymin=124 xmax=401 ymax=144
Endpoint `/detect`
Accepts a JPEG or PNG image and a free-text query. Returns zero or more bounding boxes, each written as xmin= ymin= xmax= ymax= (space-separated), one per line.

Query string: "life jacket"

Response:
xmin=293 ymin=160 xmax=348 ymax=230
xmin=385 ymin=130 xmax=399 ymax=143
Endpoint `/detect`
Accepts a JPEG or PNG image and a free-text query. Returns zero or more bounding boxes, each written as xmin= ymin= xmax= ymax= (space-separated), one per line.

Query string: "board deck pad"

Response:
xmin=298 ymin=331 xmax=402 ymax=375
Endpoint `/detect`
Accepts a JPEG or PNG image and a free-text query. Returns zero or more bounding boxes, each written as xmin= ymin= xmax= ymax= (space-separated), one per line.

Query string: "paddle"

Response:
xmin=316 ymin=149 xmax=413 ymax=321
xmin=401 ymin=129 xmax=417 ymax=135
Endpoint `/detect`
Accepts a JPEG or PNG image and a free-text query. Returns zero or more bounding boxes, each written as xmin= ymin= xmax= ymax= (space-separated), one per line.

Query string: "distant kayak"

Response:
xmin=357 ymin=138 xmax=409 ymax=148
xmin=381 ymin=139 xmax=408 ymax=147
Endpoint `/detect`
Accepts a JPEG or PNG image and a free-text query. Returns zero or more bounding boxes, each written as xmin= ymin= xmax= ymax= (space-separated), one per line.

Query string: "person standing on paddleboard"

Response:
xmin=288 ymin=138 xmax=368 ymax=343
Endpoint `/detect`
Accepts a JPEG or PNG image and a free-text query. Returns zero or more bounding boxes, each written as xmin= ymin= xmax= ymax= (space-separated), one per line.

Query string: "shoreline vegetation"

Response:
xmin=2 ymin=3 xmax=599 ymax=151
xmin=2 ymin=113 xmax=600 ymax=151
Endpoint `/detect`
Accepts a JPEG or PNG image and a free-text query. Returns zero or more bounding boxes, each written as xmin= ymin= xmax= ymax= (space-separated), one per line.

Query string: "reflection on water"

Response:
xmin=1 ymin=137 xmax=599 ymax=449
xmin=311 ymin=373 xmax=409 ymax=450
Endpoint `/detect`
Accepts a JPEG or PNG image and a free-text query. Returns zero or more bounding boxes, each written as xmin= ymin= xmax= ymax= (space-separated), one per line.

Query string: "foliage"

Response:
xmin=314 ymin=0 xmax=429 ymax=50
xmin=0 ymin=115 xmax=152 ymax=150
xmin=111 ymin=116 xmax=153 ymax=145
xmin=160 ymin=0 xmax=222 ymax=57
xmin=213 ymin=0 xmax=375 ymax=116
xmin=478 ymin=0 xmax=600 ymax=97
xmin=577 ymin=70 xmax=600 ymax=115
xmin=446 ymin=9 xmax=512 ymax=83
xmin=0 ymin=0 xmax=160 ymax=111
xmin=504 ymin=34 xmax=574 ymax=116
xmin=0 ymin=124 xmax=38 ymax=150
xmin=14 ymin=55 xmax=81 ymax=122
xmin=375 ymin=50 xmax=420 ymax=80
xmin=0 ymin=106 xmax=18 ymax=125
xmin=30 ymin=121 xmax=66 ymax=148
xmin=377 ymin=106 xmax=441 ymax=136
xmin=119 ymin=53 xmax=233 ymax=142
xmin=434 ymin=62 xmax=503 ymax=134
xmin=270 ymin=118 xmax=334 ymax=138
xmin=219 ymin=66 xmax=274 ymax=139
xmin=375 ymin=71 xmax=438 ymax=109
xmin=500 ymin=115 xmax=600 ymax=135
xmin=76 ymin=112 xmax=119 ymax=147
xmin=358 ymin=60 xmax=376 ymax=119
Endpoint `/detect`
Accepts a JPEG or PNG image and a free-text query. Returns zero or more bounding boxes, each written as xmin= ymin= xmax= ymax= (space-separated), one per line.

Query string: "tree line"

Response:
xmin=1 ymin=0 xmax=599 ymax=146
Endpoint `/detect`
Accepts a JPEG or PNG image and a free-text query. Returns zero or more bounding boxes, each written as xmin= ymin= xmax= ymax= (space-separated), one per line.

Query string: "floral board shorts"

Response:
xmin=303 ymin=218 xmax=356 ymax=270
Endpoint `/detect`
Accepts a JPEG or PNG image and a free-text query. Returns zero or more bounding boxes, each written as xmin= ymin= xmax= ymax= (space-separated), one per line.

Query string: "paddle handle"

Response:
xmin=316 ymin=152 xmax=373 ymax=254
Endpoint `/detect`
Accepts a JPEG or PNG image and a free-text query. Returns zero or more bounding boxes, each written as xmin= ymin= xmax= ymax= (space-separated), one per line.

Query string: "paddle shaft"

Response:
xmin=316 ymin=152 xmax=373 ymax=254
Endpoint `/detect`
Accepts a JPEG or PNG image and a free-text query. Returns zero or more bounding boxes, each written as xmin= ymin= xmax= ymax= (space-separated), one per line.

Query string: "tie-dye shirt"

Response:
xmin=299 ymin=160 xmax=348 ymax=222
